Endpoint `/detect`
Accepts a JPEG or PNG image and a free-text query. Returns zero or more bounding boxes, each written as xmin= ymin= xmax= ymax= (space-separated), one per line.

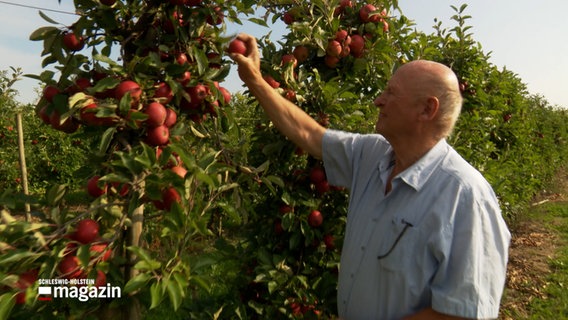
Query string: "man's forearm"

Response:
xmin=245 ymin=76 xmax=326 ymax=159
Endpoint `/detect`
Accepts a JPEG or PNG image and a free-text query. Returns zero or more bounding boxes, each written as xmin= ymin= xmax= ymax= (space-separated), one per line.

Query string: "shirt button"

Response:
xmin=350 ymin=273 xmax=354 ymax=279
xmin=361 ymin=246 xmax=365 ymax=251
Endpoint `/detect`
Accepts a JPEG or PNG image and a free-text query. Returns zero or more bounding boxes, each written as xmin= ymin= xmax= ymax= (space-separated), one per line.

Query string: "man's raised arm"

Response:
xmin=229 ymin=33 xmax=326 ymax=159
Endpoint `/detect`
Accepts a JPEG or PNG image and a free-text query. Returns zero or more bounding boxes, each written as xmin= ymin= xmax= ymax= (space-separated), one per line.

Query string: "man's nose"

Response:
xmin=373 ymin=95 xmax=383 ymax=108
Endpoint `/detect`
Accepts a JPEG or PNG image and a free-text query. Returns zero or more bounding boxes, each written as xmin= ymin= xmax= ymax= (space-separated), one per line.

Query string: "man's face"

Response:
xmin=373 ymin=70 xmax=418 ymax=138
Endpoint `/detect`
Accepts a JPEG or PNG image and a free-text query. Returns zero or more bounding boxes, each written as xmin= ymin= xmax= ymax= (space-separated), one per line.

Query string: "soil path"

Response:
xmin=500 ymin=169 xmax=568 ymax=319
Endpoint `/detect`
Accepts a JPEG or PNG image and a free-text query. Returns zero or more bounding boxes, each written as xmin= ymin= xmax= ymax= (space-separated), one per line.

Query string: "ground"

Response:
xmin=500 ymin=169 xmax=568 ymax=319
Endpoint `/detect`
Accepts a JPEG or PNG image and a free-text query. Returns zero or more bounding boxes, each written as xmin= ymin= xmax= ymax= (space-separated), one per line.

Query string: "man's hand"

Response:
xmin=228 ymin=33 xmax=326 ymax=159
xmin=228 ymin=34 xmax=262 ymax=87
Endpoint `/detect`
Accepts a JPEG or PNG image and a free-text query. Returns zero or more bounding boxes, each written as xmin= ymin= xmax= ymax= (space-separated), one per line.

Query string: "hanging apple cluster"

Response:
xmin=268 ymin=1 xmax=390 ymax=100
xmin=58 ymin=219 xmax=110 ymax=287
xmin=33 ymin=0 xmax=235 ymax=143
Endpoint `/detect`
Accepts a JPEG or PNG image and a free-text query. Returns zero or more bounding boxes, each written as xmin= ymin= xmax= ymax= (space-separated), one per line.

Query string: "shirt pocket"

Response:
xmin=376 ymin=216 xmax=421 ymax=272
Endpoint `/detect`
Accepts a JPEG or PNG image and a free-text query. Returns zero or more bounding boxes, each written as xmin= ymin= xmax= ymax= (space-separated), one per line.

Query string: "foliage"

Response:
xmin=0 ymin=1 xmax=567 ymax=319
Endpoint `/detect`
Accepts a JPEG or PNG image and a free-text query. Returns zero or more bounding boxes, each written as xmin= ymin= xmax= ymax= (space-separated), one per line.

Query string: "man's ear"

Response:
xmin=419 ymin=96 xmax=439 ymax=121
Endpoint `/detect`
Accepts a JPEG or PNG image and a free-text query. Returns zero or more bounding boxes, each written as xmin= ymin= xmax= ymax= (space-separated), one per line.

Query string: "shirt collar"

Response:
xmin=397 ymin=139 xmax=449 ymax=191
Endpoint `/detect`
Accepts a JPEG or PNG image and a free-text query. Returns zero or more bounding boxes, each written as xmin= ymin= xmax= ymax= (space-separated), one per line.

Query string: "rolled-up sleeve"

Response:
xmin=322 ymin=129 xmax=390 ymax=189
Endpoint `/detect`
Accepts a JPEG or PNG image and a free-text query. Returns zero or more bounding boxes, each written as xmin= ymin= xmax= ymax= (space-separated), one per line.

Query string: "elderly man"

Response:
xmin=231 ymin=33 xmax=510 ymax=320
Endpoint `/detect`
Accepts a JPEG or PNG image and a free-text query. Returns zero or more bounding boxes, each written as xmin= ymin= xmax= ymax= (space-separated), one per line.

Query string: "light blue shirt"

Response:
xmin=322 ymin=129 xmax=511 ymax=319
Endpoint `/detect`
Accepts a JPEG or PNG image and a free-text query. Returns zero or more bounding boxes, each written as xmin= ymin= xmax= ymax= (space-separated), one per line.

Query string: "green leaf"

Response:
xmin=123 ymin=273 xmax=152 ymax=294
xmin=166 ymin=277 xmax=182 ymax=310
xmin=247 ymin=18 xmax=268 ymax=27
xmin=77 ymin=244 xmax=91 ymax=268
xmin=0 ymin=293 xmax=16 ymax=320
xmin=0 ymin=251 xmax=38 ymax=267
xmin=29 ymin=26 xmax=58 ymax=41
xmin=268 ymin=281 xmax=278 ymax=294
xmin=1 ymin=210 xmax=15 ymax=224
xmin=218 ymin=183 xmax=239 ymax=193
xmin=195 ymin=171 xmax=216 ymax=189
xmin=149 ymin=281 xmax=164 ymax=309
xmin=190 ymin=125 xmax=207 ymax=138
xmin=46 ymin=184 xmax=68 ymax=207
xmin=190 ymin=275 xmax=211 ymax=292
xmin=134 ymin=260 xmax=161 ymax=271
xmin=38 ymin=11 xmax=59 ymax=24
xmin=127 ymin=246 xmax=161 ymax=271
xmin=99 ymin=127 xmax=117 ymax=154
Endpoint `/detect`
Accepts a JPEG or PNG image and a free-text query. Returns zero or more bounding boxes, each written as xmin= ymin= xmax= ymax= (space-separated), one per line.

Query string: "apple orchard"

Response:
xmin=1 ymin=0 xmax=567 ymax=319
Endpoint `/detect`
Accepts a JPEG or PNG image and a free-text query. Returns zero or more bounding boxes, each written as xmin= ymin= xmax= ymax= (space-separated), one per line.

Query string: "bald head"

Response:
xmin=395 ymin=60 xmax=463 ymax=138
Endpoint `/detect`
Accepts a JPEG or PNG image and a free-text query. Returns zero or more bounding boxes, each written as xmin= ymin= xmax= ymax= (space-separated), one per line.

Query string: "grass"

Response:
xmin=524 ymin=202 xmax=568 ymax=319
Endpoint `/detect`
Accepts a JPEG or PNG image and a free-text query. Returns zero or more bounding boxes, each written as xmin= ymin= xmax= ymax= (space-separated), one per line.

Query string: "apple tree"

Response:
xmin=221 ymin=0 xmax=409 ymax=317
xmin=2 ymin=0 xmax=262 ymax=318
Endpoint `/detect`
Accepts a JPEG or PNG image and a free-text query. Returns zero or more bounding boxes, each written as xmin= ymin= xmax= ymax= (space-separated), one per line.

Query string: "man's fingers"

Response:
xmin=230 ymin=52 xmax=246 ymax=64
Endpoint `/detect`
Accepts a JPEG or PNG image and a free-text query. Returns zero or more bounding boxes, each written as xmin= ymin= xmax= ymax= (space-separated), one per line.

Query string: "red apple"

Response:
xmin=177 ymin=71 xmax=192 ymax=87
xmin=114 ymin=80 xmax=142 ymax=105
xmin=206 ymin=6 xmax=224 ymax=25
xmin=50 ymin=110 xmax=79 ymax=133
xmin=87 ymin=175 xmax=107 ymax=198
xmin=349 ymin=34 xmax=365 ymax=57
xmin=309 ymin=166 xmax=326 ymax=184
xmin=162 ymin=187 xmax=181 ymax=210
xmin=95 ymin=270 xmax=106 ymax=287
xmin=80 ymin=103 xmax=115 ymax=126
xmin=170 ymin=166 xmax=187 ymax=178
xmin=175 ymin=52 xmax=188 ymax=65
xmin=279 ymin=204 xmax=293 ymax=214
xmin=359 ymin=4 xmax=380 ymax=23
xmin=293 ymin=45 xmax=309 ymax=63
xmin=164 ymin=108 xmax=177 ymax=127
xmin=274 ymin=220 xmax=284 ymax=235
xmin=382 ymin=20 xmax=389 ymax=32
xmin=219 ymin=87 xmax=231 ymax=105
xmin=38 ymin=105 xmax=51 ymax=124
xmin=323 ymin=234 xmax=335 ymax=250
xmin=146 ymin=125 xmax=170 ymax=146
xmin=283 ymin=11 xmax=295 ymax=25
xmin=90 ymin=243 xmax=112 ymax=262
xmin=325 ymin=55 xmax=340 ymax=68
xmin=326 ymin=40 xmax=343 ymax=57
xmin=308 ymin=210 xmax=323 ymax=228
xmin=75 ymin=218 xmax=100 ymax=244
xmin=153 ymin=82 xmax=173 ymax=103
xmin=63 ymin=31 xmax=85 ymax=51
xmin=186 ymin=84 xmax=208 ymax=106
xmin=263 ymin=75 xmax=280 ymax=89
xmin=15 ymin=269 xmax=38 ymax=304
xmin=228 ymin=39 xmax=247 ymax=55
xmin=335 ymin=30 xmax=349 ymax=42
xmin=284 ymin=89 xmax=296 ymax=102
xmin=68 ymin=77 xmax=92 ymax=94
xmin=43 ymin=85 xmax=60 ymax=102
xmin=281 ymin=54 xmax=298 ymax=68
xmin=315 ymin=180 xmax=330 ymax=195
xmin=144 ymin=102 xmax=167 ymax=127
xmin=58 ymin=255 xmax=85 ymax=279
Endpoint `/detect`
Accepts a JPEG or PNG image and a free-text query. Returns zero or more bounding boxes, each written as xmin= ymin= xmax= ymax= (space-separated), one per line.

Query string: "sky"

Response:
xmin=0 ymin=0 xmax=566 ymax=108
